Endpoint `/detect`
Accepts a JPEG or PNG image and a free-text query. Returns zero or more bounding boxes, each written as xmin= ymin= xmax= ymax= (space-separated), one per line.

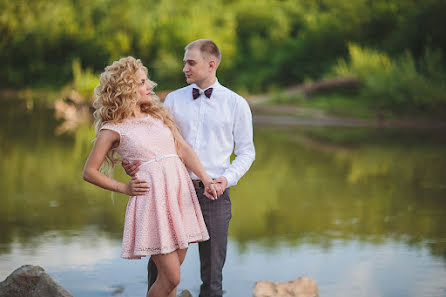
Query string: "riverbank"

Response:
xmin=246 ymin=87 xmax=446 ymax=129
xmin=250 ymin=104 xmax=446 ymax=129
xmin=2 ymin=88 xmax=446 ymax=130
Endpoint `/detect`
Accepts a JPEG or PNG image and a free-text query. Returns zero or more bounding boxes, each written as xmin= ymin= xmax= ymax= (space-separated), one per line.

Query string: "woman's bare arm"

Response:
xmin=176 ymin=134 xmax=221 ymax=199
xmin=83 ymin=130 xmax=148 ymax=196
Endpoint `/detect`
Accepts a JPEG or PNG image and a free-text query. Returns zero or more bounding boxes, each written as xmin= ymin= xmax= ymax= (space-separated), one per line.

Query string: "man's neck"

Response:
xmin=195 ymin=76 xmax=217 ymax=90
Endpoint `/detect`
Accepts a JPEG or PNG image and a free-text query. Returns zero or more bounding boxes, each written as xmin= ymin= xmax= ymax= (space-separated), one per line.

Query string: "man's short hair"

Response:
xmin=185 ymin=39 xmax=221 ymax=67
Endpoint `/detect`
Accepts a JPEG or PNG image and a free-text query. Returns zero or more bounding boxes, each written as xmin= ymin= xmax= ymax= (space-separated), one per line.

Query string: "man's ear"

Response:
xmin=209 ymin=60 xmax=216 ymax=71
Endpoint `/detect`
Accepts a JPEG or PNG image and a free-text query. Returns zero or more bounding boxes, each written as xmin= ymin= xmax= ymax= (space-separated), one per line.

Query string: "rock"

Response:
xmin=178 ymin=289 xmax=194 ymax=297
xmin=253 ymin=277 xmax=319 ymax=297
xmin=0 ymin=265 xmax=74 ymax=297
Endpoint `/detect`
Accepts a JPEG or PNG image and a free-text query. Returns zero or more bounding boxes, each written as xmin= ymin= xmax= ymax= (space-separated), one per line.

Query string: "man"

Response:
xmin=124 ymin=39 xmax=255 ymax=297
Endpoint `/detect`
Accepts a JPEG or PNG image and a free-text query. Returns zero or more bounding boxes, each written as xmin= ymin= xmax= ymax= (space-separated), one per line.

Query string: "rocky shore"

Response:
xmin=0 ymin=265 xmax=319 ymax=297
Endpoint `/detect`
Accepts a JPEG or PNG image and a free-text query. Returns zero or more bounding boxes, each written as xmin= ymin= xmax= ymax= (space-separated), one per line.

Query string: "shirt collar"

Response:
xmin=191 ymin=78 xmax=221 ymax=92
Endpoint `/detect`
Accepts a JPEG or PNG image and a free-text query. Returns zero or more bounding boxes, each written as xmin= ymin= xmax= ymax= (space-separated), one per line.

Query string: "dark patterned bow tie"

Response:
xmin=192 ymin=87 xmax=213 ymax=99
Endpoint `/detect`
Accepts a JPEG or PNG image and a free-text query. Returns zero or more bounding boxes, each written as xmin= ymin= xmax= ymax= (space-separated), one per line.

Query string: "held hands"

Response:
xmin=203 ymin=180 xmax=219 ymax=200
xmin=203 ymin=176 xmax=227 ymax=200
xmin=214 ymin=176 xmax=228 ymax=191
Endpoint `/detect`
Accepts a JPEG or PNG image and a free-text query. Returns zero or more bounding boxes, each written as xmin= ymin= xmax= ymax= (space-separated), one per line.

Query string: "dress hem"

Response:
xmin=121 ymin=234 xmax=210 ymax=260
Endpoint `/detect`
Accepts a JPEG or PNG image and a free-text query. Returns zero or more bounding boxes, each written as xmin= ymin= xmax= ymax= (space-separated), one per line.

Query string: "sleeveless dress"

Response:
xmin=100 ymin=115 xmax=209 ymax=259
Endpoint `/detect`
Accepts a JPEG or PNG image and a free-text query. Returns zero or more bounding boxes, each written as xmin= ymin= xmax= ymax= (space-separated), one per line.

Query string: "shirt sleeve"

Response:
xmin=163 ymin=92 xmax=173 ymax=110
xmin=222 ymin=97 xmax=256 ymax=187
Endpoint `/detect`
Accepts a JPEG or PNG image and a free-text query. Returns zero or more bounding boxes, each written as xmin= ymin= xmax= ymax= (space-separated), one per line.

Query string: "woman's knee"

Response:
xmin=164 ymin=272 xmax=180 ymax=291
xmin=152 ymin=251 xmax=182 ymax=291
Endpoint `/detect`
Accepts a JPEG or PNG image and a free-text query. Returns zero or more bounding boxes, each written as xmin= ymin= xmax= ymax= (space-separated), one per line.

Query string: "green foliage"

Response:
xmin=71 ymin=59 xmax=99 ymax=99
xmin=383 ymin=0 xmax=446 ymax=58
xmin=1 ymin=0 xmax=445 ymax=95
xmin=270 ymin=92 xmax=306 ymax=105
xmin=333 ymin=44 xmax=446 ymax=113
xmin=334 ymin=44 xmax=393 ymax=78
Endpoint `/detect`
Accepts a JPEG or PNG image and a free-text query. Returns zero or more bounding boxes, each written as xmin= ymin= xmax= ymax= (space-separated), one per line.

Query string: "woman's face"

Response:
xmin=136 ymin=69 xmax=153 ymax=104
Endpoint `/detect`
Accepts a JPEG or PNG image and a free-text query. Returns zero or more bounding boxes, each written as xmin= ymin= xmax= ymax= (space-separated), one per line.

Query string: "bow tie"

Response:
xmin=192 ymin=87 xmax=213 ymax=99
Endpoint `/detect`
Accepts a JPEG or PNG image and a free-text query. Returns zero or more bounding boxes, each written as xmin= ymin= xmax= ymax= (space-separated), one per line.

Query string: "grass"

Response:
xmin=301 ymin=94 xmax=377 ymax=119
xmin=270 ymin=92 xmax=379 ymax=119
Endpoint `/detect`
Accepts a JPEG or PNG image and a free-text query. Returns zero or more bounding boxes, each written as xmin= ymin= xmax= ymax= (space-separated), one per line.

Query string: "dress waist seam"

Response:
xmin=140 ymin=154 xmax=179 ymax=167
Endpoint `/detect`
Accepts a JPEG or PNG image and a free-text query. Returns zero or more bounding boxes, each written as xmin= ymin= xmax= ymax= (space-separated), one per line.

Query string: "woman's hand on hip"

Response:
xmin=126 ymin=176 xmax=150 ymax=196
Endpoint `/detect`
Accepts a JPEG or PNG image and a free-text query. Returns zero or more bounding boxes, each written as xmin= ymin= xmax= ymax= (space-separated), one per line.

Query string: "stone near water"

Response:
xmin=0 ymin=265 xmax=74 ymax=297
xmin=0 ymin=265 xmax=318 ymax=297
xmin=178 ymin=289 xmax=194 ymax=297
xmin=253 ymin=277 xmax=319 ymax=297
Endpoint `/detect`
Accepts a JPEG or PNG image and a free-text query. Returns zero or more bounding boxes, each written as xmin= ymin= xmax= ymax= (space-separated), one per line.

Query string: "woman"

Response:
xmin=83 ymin=56 xmax=216 ymax=297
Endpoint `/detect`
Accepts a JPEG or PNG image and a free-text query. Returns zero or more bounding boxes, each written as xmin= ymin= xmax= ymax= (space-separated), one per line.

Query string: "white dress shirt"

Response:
xmin=164 ymin=79 xmax=255 ymax=187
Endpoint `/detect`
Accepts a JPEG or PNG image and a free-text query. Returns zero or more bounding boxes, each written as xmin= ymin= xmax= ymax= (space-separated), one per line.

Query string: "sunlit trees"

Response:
xmin=1 ymin=0 xmax=445 ymax=111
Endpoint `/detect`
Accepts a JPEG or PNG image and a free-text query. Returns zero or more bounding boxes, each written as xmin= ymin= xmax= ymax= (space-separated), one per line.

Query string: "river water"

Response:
xmin=1 ymin=97 xmax=445 ymax=297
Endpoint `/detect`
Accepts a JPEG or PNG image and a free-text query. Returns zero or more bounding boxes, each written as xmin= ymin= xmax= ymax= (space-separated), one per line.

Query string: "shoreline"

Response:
xmin=1 ymin=88 xmax=446 ymax=130
xmin=250 ymin=105 xmax=446 ymax=129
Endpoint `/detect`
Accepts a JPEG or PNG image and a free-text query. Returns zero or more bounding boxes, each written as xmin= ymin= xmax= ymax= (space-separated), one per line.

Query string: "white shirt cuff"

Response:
xmin=222 ymin=173 xmax=237 ymax=188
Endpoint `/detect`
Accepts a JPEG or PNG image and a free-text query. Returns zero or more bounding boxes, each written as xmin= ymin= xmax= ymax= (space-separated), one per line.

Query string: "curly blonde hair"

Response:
xmin=93 ymin=56 xmax=183 ymax=168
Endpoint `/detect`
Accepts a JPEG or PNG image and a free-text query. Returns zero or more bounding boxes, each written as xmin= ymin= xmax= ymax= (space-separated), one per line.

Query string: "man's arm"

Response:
xmin=220 ymin=98 xmax=255 ymax=188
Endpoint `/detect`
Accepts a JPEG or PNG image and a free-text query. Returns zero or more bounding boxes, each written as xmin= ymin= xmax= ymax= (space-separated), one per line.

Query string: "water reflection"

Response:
xmin=1 ymin=97 xmax=446 ymax=296
xmin=232 ymin=127 xmax=446 ymax=258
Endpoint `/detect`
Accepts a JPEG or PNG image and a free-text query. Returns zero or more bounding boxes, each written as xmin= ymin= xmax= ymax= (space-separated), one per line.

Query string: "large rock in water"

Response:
xmin=0 ymin=265 xmax=74 ymax=297
xmin=253 ymin=277 xmax=319 ymax=297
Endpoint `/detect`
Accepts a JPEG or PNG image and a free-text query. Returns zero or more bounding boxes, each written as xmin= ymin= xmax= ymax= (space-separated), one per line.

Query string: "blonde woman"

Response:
xmin=83 ymin=56 xmax=215 ymax=297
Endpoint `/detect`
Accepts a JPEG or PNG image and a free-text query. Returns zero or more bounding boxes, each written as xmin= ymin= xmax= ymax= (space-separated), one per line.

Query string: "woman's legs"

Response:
xmin=167 ymin=248 xmax=187 ymax=297
xmin=147 ymin=248 xmax=187 ymax=297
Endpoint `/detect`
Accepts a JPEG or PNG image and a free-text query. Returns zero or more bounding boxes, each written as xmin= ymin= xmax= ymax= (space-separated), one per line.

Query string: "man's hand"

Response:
xmin=212 ymin=182 xmax=225 ymax=197
xmin=122 ymin=160 xmax=141 ymax=177
xmin=126 ymin=176 xmax=150 ymax=196
xmin=214 ymin=176 xmax=228 ymax=192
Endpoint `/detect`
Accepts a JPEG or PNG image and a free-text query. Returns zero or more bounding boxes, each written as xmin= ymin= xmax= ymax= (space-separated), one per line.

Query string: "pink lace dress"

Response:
xmin=100 ymin=115 xmax=209 ymax=259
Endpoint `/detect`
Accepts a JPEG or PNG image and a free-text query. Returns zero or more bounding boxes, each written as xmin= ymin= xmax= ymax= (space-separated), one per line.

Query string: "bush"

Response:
xmin=333 ymin=44 xmax=446 ymax=113
xmin=71 ymin=59 xmax=99 ymax=100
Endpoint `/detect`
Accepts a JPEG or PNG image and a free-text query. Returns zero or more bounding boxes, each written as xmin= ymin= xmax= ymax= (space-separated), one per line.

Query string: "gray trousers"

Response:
xmin=147 ymin=188 xmax=232 ymax=297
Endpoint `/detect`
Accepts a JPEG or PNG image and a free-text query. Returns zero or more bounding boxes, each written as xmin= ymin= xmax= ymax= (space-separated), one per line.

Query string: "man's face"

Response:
xmin=183 ymin=48 xmax=210 ymax=85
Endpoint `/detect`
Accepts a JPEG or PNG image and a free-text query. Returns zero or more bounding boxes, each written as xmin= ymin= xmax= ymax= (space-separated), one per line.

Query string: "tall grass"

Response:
xmin=333 ymin=44 xmax=446 ymax=113
xmin=71 ymin=59 xmax=99 ymax=100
